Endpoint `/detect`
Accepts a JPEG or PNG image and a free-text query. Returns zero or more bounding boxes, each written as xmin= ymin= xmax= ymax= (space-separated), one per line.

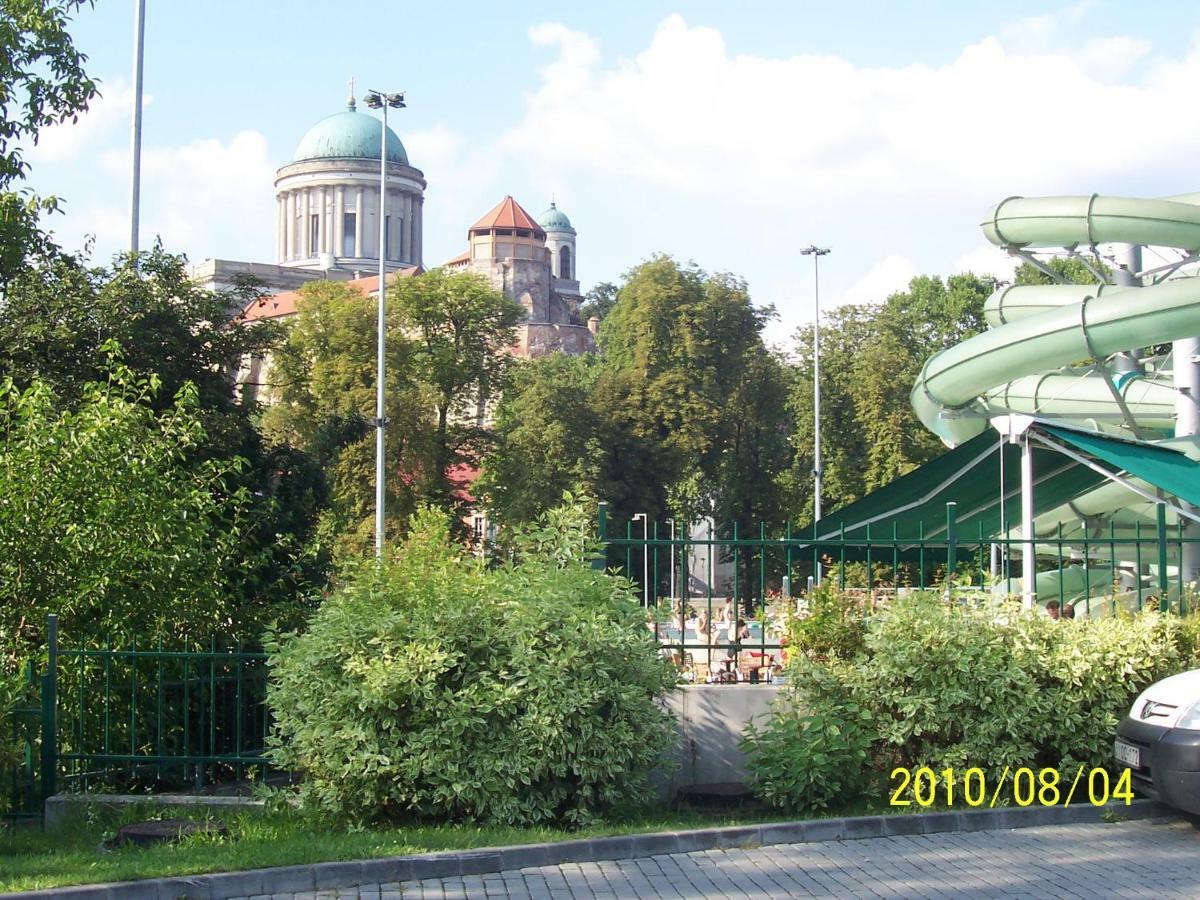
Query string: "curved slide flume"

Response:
xmin=912 ymin=194 xmax=1200 ymax=446
xmin=909 ymin=193 xmax=1200 ymax=606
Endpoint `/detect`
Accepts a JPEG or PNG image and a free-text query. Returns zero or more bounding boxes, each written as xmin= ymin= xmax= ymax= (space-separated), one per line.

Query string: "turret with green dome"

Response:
xmin=538 ymin=201 xmax=575 ymax=234
xmin=539 ymin=201 xmax=578 ymax=285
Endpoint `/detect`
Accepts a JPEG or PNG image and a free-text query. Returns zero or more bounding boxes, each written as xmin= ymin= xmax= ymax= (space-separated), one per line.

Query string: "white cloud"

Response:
xmin=27 ymin=80 xmax=143 ymax=164
xmin=951 ymin=245 xmax=1019 ymax=281
xmin=831 ymin=254 xmax=919 ymax=309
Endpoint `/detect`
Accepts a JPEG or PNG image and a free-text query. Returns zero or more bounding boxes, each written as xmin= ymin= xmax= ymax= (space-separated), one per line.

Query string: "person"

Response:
xmin=1045 ymin=600 xmax=1061 ymax=620
xmin=1062 ymin=602 xmax=1075 ymax=620
xmin=719 ymin=597 xmax=734 ymax=624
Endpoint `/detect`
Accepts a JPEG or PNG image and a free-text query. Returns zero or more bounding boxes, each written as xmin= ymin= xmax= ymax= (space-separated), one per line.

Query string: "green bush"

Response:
xmin=746 ymin=592 xmax=1196 ymax=813
xmin=267 ymin=503 xmax=677 ymax=827
xmin=789 ymin=581 xmax=866 ymax=661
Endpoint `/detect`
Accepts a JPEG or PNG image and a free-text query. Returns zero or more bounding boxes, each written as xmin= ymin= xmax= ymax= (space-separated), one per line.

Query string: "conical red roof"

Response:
xmin=469 ymin=196 xmax=545 ymax=236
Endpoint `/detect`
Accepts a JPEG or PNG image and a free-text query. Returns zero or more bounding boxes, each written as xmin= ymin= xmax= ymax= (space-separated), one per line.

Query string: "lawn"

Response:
xmin=0 ymin=802 xmax=815 ymax=893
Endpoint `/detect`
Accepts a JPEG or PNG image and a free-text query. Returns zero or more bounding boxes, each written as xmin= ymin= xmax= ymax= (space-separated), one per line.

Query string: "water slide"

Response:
xmin=908 ymin=193 xmax=1200 ymax=605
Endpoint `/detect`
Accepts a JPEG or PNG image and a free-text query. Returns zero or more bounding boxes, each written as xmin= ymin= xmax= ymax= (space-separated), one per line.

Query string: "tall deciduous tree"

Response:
xmin=0 ymin=0 xmax=97 ymax=284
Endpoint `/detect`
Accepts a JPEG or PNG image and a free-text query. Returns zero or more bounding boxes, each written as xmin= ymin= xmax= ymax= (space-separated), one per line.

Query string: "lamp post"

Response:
xmin=800 ymin=246 xmax=830 ymax=523
xmin=128 ymin=0 xmax=146 ymax=255
xmin=632 ymin=513 xmax=650 ymax=607
xmin=363 ymin=89 xmax=406 ymax=558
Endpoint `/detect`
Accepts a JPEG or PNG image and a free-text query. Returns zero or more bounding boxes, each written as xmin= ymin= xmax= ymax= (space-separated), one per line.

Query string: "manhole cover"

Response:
xmin=105 ymin=818 xmax=228 ymax=849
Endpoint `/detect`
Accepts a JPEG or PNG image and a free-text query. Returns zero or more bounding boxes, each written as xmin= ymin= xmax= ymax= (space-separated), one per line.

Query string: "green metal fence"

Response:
xmin=3 ymin=615 xmax=270 ymax=826
xmin=598 ymin=501 xmax=1198 ymax=683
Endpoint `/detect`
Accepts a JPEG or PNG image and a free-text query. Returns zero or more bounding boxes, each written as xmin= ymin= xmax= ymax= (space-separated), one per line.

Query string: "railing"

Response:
xmin=3 ymin=615 xmax=271 ymax=826
xmin=597 ymin=502 xmax=1198 ymax=683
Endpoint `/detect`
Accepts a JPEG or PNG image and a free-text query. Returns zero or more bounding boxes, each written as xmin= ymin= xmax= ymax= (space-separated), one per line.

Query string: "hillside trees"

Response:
xmin=264 ymin=270 xmax=522 ymax=555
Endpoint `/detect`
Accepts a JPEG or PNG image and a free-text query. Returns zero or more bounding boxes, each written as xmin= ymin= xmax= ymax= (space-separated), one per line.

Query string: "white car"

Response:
xmin=1115 ymin=669 xmax=1200 ymax=814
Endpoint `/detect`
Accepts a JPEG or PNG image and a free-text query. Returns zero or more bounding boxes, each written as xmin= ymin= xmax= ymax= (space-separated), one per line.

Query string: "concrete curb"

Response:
xmin=7 ymin=799 xmax=1177 ymax=899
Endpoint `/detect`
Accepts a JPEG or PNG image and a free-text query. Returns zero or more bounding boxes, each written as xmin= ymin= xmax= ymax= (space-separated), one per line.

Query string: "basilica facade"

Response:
xmin=197 ymin=95 xmax=595 ymax=359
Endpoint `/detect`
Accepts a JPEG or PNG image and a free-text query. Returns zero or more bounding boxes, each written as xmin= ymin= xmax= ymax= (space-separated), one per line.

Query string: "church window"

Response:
xmin=342 ymin=213 xmax=356 ymax=257
xmin=309 ymin=214 xmax=320 ymax=255
xmin=560 ymin=245 xmax=572 ymax=280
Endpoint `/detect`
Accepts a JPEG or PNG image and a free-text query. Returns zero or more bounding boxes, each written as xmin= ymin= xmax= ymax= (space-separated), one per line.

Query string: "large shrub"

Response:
xmin=746 ymin=593 xmax=1195 ymax=814
xmin=267 ymin=503 xmax=677 ymax=827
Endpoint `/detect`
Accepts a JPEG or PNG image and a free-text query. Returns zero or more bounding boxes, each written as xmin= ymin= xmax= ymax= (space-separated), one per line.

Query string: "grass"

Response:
xmin=0 ymin=802 xmax=811 ymax=893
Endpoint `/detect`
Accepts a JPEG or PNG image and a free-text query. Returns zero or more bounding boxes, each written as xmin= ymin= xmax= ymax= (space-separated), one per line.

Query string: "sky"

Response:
xmin=23 ymin=0 xmax=1200 ymax=345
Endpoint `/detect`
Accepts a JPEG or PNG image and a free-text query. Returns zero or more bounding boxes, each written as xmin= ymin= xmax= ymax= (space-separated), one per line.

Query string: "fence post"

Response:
xmin=40 ymin=614 xmax=58 ymax=816
xmin=945 ymin=502 xmax=958 ymax=598
xmin=1157 ymin=502 xmax=1169 ymax=612
xmin=593 ymin=501 xmax=608 ymax=572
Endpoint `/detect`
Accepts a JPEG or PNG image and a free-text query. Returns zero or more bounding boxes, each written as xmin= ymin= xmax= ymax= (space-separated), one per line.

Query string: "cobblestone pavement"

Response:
xmin=236 ymin=817 xmax=1200 ymax=899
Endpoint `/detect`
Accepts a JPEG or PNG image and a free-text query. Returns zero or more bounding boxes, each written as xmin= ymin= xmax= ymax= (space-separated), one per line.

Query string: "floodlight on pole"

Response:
xmin=129 ymin=0 xmax=146 ymax=256
xmin=800 ymin=246 xmax=830 ymax=528
xmin=363 ymin=88 xmax=406 ymax=559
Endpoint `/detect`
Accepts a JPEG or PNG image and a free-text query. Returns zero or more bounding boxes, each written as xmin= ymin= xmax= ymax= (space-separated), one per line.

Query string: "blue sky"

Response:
xmin=25 ymin=1 xmax=1200 ymax=343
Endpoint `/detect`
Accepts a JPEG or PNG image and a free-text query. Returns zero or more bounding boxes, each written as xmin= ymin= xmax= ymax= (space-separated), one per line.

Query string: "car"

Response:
xmin=1115 ymin=669 xmax=1200 ymax=815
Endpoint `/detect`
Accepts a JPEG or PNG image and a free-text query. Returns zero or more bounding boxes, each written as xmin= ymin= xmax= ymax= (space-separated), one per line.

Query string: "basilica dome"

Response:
xmin=538 ymin=202 xmax=574 ymax=232
xmin=292 ymin=102 xmax=409 ymax=165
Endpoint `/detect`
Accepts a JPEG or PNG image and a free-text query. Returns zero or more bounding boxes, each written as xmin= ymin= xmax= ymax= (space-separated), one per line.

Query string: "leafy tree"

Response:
xmin=390 ymin=268 xmax=524 ymax=516
xmin=265 ymin=269 xmax=523 ymax=554
xmin=0 ymin=248 xmax=327 ymax=631
xmin=0 ymin=361 xmax=250 ymax=666
xmin=0 ymin=0 xmax=97 ymax=284
xmin=475 ymin=353 xmax=601 ymax=528
xmin=578 ymin=280 xmax=618 ymax=323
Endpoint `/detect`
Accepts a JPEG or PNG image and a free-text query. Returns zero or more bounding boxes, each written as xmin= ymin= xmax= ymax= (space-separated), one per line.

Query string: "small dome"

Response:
xmin=538 ymin=202 xmax=574 ymax=232
xmin=292 ymin=104 xmax=409 ymax=165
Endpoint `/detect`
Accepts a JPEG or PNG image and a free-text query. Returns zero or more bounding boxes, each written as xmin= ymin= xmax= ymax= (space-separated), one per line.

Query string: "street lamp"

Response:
xmin=363 ymin=89 xmax=406 ymax=558
xmin=632 ymin=513 xmax=650 ymax=607
xmin=800 ymin=246 xmax=830 ymax=523
xmin=128 ymin=0 xmax=146 ymax=255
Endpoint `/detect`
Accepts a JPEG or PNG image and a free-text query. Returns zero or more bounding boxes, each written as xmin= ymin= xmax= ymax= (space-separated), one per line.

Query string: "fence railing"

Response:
xmin=598 ymin=502 xmax=1198 ymax=682
xmin=3 ymin=615 xmax=270 ymax=827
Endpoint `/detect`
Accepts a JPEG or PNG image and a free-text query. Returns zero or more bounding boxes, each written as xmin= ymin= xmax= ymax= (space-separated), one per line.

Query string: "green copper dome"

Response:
xmin=292 ymin=103 xmax=409 ymax=165
xmin=538 ymin=202 xmax=574 ymax=232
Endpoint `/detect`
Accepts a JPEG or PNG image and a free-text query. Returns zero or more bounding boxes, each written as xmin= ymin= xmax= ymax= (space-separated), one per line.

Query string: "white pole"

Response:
xmin=129 ymin=0 xmax=146 ymax=255
xmin=643 ymin=516 xmax=650 ymax=608
xmin=669 ymin=519 xmax=676 ymax=601
xmin=374 ymin=104 xmax=388 ymax=559
xmin=1021 ymin=431 xmax=1036 ymax=609
xmin=812 ymin=254 xmax=823 ymax=522
xmin=1175 ymin=336 xmax=1200 ymax=584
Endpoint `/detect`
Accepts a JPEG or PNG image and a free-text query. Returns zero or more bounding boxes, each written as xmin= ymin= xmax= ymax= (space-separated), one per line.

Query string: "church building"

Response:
xmin=197 ymin=93 xmax=596 ymax=360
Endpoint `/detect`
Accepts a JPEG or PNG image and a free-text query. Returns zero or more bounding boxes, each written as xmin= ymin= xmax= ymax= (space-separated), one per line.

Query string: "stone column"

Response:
xmin=276 ymin=196 xmax=285 ymax=262
xmin=415 ymin=196 xmax=423 ymax=266
xmin=334 ymin=186 xmax=345 ymax=259
xmin=354 ymin=188 xmax=364 ymax=258
xmin=301 ymin=190 xmax=311 ymax=257
xmin=285 ymin=191 xmax=296 ymax=260
xmin=402 ymin=193 xmax=413 ymax=265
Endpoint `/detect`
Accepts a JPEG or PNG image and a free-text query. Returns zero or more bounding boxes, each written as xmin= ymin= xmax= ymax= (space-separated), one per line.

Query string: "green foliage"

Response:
xmin=0 ymin=668 xmax=27 ymax=814
xmin=266 ymin=502 xmax=677 ymax=827
xmin=0 ymin=362 xmax=250 ymax=664
xmin=789 ymin=583 xmax=866 ymax=661
xmin=476 ymin=354 xmax=601 ymax=528
xmin=743 ymin=661 xmax=875 ymax=815
xmin=0 ymin=0 xmax=97 ymax=285
xmin=578 ymin=281 xmax=618 ymax=323
xmin=0 ymin=248 xmax=326 ymax=633
xmin=265 ymin=270 xmax=522 ymax=555
xmin=746 ymin=593 xmax=1194 ymax=813
xmin=783 ymin=274 xmax=992 ymax=519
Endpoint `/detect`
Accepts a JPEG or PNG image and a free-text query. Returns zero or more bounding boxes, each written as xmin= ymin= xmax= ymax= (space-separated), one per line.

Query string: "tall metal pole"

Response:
xmin=374 ymin=103 xmax=388 ymax=559
xmin=801 ymin=246 xmax=831 ymax=523
xmin=128 ymin=0 xmax=146 ymax=255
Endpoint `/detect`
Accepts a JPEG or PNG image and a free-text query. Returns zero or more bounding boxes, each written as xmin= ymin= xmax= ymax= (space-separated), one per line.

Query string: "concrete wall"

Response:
xmin=656 ymin=684 xmax=782 ymax=799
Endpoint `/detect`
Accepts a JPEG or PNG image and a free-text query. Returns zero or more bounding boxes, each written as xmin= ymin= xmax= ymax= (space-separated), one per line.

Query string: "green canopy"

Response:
xmin=810 ymin=431 xmax=1103 ymax=544
xmin=1041 ymin=425 xmax=1200 ymax=508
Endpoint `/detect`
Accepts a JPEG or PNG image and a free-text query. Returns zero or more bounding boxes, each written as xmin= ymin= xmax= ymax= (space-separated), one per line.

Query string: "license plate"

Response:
xmin=1114 ymin=740 xmax=1141 ymax=768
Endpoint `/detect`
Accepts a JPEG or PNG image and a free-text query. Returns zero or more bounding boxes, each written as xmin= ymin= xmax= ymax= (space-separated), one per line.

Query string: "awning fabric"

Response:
xmin=809 ymin=422 xmax=1200 ymax=546
xmin=1041 ymin=425 xmax=1200 ymax=508
xmin=810 ymin=431 xmax=1102 ymax=544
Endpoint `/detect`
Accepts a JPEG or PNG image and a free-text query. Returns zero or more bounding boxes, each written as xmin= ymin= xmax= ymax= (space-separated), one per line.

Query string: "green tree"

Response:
xmin=476 ymin=353 xmax=601 ymax=528
xmin=0 ymin=0 xmax=97 ymax=284
xmin=0 ymin=362 xmax=250 ymax=666
xmin=578 ymin=280 xmax=618 ymax=323
xmin=0 ymin=247 xmax=327 ymax=632
xmin=390 ymin=268 xmax=524 ymax=518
